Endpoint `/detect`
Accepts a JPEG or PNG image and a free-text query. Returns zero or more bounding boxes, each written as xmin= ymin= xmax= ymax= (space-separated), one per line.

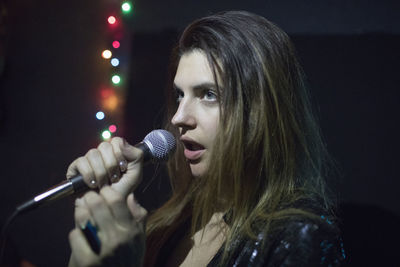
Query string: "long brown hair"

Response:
xmin=145 ymin=10 xmax=333 ymax=265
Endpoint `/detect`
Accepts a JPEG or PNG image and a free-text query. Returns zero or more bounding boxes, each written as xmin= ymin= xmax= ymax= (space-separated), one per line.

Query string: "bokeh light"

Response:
xmin=107 ymin=16 xmax=116 ymax=25
xmin=96 ymin=111 xmax=105 ymax=120
xmin=112 ymin=75 xmax=121 ymax=84
xmin=101 ymin=89 xmax=113 ymax=99
xmin=121 ymin=2 xmax=132 ymax=13
xmin=109 ymin=125 xmax=117 ymax=133
xmin=103 ymin=95 xmax=118 ymax=111
xmin=112 ymin=41 xmax=120 ymax=49
xmin=102 ymin=130 xmax=111 ymax=140
xmin=102 ymin=50 xmax=112 ymax=59
xmin=111 ymin=58 xmax=120 ymax=67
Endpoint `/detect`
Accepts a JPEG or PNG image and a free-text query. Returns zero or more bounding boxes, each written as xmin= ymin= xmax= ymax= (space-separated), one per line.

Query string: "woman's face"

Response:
xmin=171 ymin=50 xmax=220 ymax=178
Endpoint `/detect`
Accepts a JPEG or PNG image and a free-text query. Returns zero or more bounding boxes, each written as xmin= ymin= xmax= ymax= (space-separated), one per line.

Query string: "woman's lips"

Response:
xmin=184 ymin=148 xmax=204 ymax=161
xmin=181 ymin=138 xmax=205 ymax=161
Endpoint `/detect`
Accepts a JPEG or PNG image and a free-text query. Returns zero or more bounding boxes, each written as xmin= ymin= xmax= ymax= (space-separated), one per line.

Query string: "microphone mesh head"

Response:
xmin=143 ymin=129 xmax=176 ymax=161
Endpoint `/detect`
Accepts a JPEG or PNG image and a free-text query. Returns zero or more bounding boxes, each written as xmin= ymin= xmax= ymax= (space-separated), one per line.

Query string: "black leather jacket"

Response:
xmin=156 ymin=204 xmax=345 ymax=266
xmin=208 ymin=214 xmax=345 ymax=266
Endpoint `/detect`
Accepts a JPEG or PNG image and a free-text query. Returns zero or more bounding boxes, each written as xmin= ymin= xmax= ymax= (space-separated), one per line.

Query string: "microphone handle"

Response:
xmin=16 ymin=142 xmax=150 ymax=215
xmin=16 ymin=175 xmax=86 ymax=214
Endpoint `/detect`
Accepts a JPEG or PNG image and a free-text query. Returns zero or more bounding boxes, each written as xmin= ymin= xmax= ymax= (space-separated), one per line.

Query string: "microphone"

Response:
xmin=15 ymin=129 xmax=176 ymax=215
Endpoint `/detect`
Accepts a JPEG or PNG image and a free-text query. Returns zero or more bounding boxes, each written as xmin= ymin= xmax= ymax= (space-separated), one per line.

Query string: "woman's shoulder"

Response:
xmin=210 ymin=200 xmax=346 ymax=266
xmin=262 ymin=213 xmax=346 ymax=266
xmin=263 ymin=199 xmax=345 ymax=266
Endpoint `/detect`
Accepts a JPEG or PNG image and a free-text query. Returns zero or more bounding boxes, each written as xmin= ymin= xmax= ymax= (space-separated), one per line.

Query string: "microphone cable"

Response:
xmin=0 ymin=209 xmax=19 ymax=265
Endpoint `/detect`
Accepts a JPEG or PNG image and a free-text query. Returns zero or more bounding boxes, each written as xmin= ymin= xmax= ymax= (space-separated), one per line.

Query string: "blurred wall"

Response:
xmin=0 ymin=0 xmax=109 ymax=266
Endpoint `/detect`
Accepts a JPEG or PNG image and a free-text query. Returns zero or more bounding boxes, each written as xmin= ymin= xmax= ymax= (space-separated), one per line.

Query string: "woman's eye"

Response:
xmin=203 ymin=90 xmax=217 ymax=101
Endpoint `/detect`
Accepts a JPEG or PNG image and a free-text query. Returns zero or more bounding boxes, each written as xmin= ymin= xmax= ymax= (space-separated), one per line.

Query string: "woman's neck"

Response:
xmin=166 ymin=212 xmax=229 ymax=267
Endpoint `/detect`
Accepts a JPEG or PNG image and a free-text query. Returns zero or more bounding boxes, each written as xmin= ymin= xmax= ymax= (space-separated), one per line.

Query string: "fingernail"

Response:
xmin=119 ymin=160 xmax=128 ymax=173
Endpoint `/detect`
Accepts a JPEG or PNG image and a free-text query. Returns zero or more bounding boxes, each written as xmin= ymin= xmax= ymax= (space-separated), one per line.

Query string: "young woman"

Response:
xmin=67 ymin=11 xmax=345 ymax=267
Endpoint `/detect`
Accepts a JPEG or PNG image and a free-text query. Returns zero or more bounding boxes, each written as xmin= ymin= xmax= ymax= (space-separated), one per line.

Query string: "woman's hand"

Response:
xmin=66 ymin=137 xmax=147 ymax=266
xmin=68 ymin=188 xmax=147 ymax=267
xmin=66 ymin=137 xmax=143 ymax=197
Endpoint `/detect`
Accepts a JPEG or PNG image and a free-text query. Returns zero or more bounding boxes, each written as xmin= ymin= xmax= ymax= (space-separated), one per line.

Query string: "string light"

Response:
xmin=102 ymin=130 xmax=112 ymax=140
xmin=112 ymin=41 xmax=120 ymax=49
xmin=102 ymin=50 xmax=112 ymax=59
xmin=121 ymin=2 xmax=132 ymax=13
xmin=96 ymin=111 xmax=105 ymax=120
xmin=111 ymin=58 xmax=120 ymax=67
xmin=109 ymin=125 xmax=117 ymax=133
xmin=107 ymin=16 xmax=117 ymax=25
xmin=94 ymin=2 xmax=130 ymax=141
xmin=103 ymin=94 xmax=118 ymax=111
xmin=112 ymin=75 xmax=121 ymax=85
xmin=101 ymin=89 xmax=113 ymax=98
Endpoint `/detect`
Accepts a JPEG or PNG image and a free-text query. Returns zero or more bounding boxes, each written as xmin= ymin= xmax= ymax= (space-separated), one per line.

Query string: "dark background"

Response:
xmin=0 ymin=0 xmax=399 ymax=266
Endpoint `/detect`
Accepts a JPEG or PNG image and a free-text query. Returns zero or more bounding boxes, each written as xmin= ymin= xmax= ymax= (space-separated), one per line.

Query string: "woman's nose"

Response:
xmin=171 ymin=99 xmax=196 ymax=129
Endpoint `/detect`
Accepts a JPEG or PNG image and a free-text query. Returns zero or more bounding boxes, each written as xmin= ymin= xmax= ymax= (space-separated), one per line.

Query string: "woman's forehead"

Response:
xmin=174 ymin=50 xmax=216 ymax=89
xmin=174 ymin=50 xmax=224 ymax=90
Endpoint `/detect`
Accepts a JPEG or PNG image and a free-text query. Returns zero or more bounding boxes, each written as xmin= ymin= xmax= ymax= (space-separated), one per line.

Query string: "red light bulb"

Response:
xmin=112 ymin=41 xmax=120 ymax=49
xmin=108 ymin=16 xmax=116 ymax=25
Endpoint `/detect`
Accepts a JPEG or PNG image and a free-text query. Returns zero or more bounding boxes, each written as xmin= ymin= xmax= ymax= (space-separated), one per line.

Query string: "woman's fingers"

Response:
xmin=97 ymin=142 xmax=121 ymax=183
xmin=69 ymin=228 xmax=100 ymax=267
xmin=83 ymin=191 xmax=118 ymax=235
xmin=67 ymin=136 xmax=147 ymax=267
xmin=110 ymin=138 xmax=144 ymax=196
xmin=69 ymin=187 xmax=146 ymax=266
xmin=127 ymin=193 xmax=147 ymax=224
xmin=67 ymin=157 xmax=97 ymax=189
xmin=86 ymin=148 xmax=109 ymax=188
xmin=80 ymin=187 xmax=135 ymax=234
xmin=74 ymin=197 xmax=93 ymax=227
xmin=127 ymin=193 xmax=148 ymax=234
xmin=108 ymin=137 xmax=127 ymax=168
xmin=65 ymin=137 xmax=144 ymax=194
xmin=100 ymin=187 xmax=133 ymax=228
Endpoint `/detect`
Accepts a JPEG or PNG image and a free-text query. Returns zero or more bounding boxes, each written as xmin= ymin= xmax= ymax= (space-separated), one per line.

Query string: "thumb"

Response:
xmin=120 ymin=138 xmax=144 ymax=163
xmin=110 ymin=138 xmax=144 ymax=196
xmin=127 ymin=193 xmax=148 ymax=226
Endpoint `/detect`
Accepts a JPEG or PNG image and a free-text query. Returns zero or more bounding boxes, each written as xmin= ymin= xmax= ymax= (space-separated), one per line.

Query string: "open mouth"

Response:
xmin=181 ymin=139 xmax=205 ymax=161
xmin=182 ymin=140 xmax=205 ymax=151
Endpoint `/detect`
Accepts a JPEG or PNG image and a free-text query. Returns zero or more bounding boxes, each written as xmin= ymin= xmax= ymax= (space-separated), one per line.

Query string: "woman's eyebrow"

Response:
xmin=192 ymin=82 xmax=216 ymax=91
xmin=173 ymin=82 xmax=217 ymax=92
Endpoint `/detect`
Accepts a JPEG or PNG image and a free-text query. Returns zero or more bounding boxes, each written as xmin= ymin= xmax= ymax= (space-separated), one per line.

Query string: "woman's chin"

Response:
xmin=189 ymin=162 xmax=208 ymax=178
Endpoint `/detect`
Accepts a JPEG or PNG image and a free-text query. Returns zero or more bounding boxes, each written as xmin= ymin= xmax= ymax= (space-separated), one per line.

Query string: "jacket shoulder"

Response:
xmin=210 ymin=215 xmax=346 ymax=267
xmin=263 ymin=216 xmax=346 ymax=266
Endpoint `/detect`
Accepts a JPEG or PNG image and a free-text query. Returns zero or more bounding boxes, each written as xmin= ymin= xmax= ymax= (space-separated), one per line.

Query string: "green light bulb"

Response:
xmin=121 ymin=2 xmax=132 ymax=13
